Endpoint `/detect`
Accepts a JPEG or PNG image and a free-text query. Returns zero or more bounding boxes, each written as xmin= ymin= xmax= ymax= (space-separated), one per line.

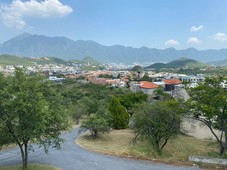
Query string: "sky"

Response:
xmin=1 ymin=0 xmax=227 ymax=50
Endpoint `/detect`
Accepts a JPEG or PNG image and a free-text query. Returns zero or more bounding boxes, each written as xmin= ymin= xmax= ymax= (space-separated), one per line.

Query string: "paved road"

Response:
xmin=0 ymin=128 xmax=200 ymax=170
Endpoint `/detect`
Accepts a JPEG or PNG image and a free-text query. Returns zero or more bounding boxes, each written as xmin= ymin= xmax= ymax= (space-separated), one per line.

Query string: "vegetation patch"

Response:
xmin=0 ymin=55 xmax=32 ymax=66
xmin=0 ymin=164 xmax=59 ymax=170
xmin=77 ymin=130 xmax=223 ymax=167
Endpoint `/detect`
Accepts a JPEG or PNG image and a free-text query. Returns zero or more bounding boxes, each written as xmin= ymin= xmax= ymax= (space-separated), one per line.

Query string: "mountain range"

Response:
xmin=1 ymin=33 xmax=227 ymax=65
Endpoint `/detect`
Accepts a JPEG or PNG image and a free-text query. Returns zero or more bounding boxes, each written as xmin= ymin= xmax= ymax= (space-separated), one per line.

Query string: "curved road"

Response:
xmin=0 ymin=128 xmax=200 ymax=170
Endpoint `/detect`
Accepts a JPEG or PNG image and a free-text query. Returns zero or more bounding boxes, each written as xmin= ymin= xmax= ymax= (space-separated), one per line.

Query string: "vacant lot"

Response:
xmin=77 ymin=129 xmax=223 ymax=166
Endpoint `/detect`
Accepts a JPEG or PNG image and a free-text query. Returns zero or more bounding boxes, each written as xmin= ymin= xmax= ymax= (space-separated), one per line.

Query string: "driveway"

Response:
xmin=0 ymin=128 xmax=199 ymax=170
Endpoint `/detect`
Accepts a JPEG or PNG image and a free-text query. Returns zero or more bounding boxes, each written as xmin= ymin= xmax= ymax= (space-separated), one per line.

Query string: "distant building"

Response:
xmin=48 ymin=76 xmax=65 ymax=82
xmin=163 ymin=78 xmax=182 ymax=91
xmin=179 ymin=74 xmax=205 ymax=88
xmin=139 ymin=81 xmax=159 ymax=95
xmin=221 ymin=80 xmax=227 ymax=89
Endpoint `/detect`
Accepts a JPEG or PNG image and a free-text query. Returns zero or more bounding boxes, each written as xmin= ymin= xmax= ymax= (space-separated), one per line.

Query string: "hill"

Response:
xmin=1 ymin=33 xmax=227 ymax=64
xmin=70 ymin=56 xmax=100 ymax=65
xmin=0 ymin=54 xmax=32 ymax=66
xmin=26 ymin=57 xmax=69 ymax=65
xmin=0 ymin=54 xmax=101 ymax=66
xmin=207 ymin=58 xmax=227 ymax=67
xmin=145 ymin=58 xmax=209 ymax=70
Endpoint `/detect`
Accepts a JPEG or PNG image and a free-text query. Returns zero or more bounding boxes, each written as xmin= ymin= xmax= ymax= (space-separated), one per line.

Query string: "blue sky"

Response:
xmin=1 ymin=0 xmax=227 ymax=50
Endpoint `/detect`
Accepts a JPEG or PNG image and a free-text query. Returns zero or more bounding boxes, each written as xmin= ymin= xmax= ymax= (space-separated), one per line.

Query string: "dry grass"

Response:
xmin=77 ymin=129 xmax=134 ymax=157
xmin=0 ymin=164 xmax=59 ymax=170
xmin=0 ymin=144 xmax=17 ymax=151
xmin=77 ymin=129 xmax=225 ymax=169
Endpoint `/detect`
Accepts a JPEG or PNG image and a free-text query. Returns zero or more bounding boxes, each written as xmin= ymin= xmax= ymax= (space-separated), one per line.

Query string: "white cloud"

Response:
xmin=164 ymin=39 xmax=180 ymax=46
xmin=211 ymin=33 xmax=227 ymax=41
xmin=190 ymin=25 xmax=204 ymax=32
xmin=0 ymin=0 xmax=73 ymax=29
xmin=187 ymin=37 xmax=202 ymax=44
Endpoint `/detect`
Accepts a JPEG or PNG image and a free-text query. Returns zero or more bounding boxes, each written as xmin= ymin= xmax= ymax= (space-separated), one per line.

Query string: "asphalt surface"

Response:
xmin=0 ymin=128 xmax=200 ymax=170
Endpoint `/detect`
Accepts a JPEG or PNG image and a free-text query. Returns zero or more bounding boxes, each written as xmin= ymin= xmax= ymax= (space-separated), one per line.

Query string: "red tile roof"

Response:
xmin=140 ymin=81 xmax=159 ymax=89
xmin=163 ymin=78 xmax=181 ymax=85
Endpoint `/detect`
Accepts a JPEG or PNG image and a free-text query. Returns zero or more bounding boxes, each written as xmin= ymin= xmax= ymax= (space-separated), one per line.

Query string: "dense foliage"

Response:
xmin=61 ymin=80 xmax=131 ymax=124
xmin=0 ymin=69 xmax=70 ymax=169
xmin=119 ymin=92 xmax=148 ymax=115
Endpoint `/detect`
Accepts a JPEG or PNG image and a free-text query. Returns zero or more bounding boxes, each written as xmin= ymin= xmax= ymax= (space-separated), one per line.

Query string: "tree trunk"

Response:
xmin=161 ymin=138 xmax=169 ymax=150
xmin=19 ymin=143 xmax=28 ymax=170
xmin=220 ymin=145 xmax=225 ymax=158
xmin=154 ymin=140 xmax=162 ymax=155
xmin=19 ymin=144 xmax=26 ymax=170
xmin=24 ymin=143 xmax=28 ymax=169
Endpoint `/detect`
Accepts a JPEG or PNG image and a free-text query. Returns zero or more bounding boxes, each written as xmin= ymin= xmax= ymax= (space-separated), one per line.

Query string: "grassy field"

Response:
xmin=0 ymin=164 xmax=59 ymax=170
xmin=77 ymin=129 xmax=225 ymax=168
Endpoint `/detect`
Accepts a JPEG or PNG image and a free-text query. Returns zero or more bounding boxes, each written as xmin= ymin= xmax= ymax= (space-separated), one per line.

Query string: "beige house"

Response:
xmin=131 ymin=81 xmax=159 ymax=95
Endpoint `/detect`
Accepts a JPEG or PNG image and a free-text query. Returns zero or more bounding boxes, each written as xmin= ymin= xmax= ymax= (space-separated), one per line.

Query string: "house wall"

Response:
xmin=140 ymin=88 xmax=156 ymax=95
xmin=165 ymin=84 xmax=175 ymax=91
xmin=131 ymin=83 xmax=141 ymax=93
xmin=181 ymin=117 xmax=224 ymax=141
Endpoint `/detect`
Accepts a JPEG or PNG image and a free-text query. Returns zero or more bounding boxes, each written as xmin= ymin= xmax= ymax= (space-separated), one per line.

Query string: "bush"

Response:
xmin=79 ymin=115 xmax=110 ymax=139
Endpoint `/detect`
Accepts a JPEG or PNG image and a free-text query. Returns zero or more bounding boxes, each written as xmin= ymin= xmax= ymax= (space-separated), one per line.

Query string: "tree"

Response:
xmin=119 ymin=92 xmax=148 ymax=116
xmin=130 ymin=100 xmax=182 ymax=154
xmin=140 ymin=72 xmax=153 ymax=82
xmin=186 ymin=77 xmax=227 ymax=157
xmin=108 ymin=97 xmax=129 ymax=129
xmin=131 ymin=65 xmax=143 ymax=81
xmin=153 ymin=86 xmax=172 ymax=101
xmin=79 ymin=115 xmax=110 ymax=139
xmin=0 ymin=70 xmax=69 ymax=169
xmin=80 ymin=96 xmax=98 ymax=115
xmin=71 ymin=101 xmax=89 ymax=124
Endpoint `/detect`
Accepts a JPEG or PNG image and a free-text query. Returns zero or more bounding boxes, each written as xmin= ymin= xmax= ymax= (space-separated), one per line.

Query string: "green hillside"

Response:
xmin=0 ymin=55 xmax=71 ymax=66
xmin=0 ymin=54 xmax=100 ymax=67
xmin=145 ymin=58 xmax=209 ymax=70
xmin=27 ymin=57 xmax=69 ymax=65
xmin=81 ymin=56 xmax=100 ymax=65
xmin=70 ymin=56 xmax=100 ymax=65
xmin=0 ymin=54 xmax=32 ymax=66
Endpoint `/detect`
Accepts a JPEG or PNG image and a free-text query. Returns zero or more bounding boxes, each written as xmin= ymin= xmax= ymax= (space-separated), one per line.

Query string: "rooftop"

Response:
xmin=140 ymin=81 xmax=159 ymax=89
xmin=163 ymin=78 xmax=182 ymax=85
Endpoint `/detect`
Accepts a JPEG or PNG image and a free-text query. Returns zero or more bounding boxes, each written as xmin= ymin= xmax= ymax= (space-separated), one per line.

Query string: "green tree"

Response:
xmin=81 ymin=96 xmax=98 ymax=115
xmin=71 ymin=101 xmax=89 ymax=124
xmin=108 ymin=97 xmax=129 ymax=129
xmin=130 ymin=100 xmax=182 ymax=154
xmin=140 ymin=72 xmax=153 ymax=82
xmin=187 ymin=77 xmax=227 ymax=157
xmin=119 ymin=92 xmax=148 ymax=116
xmin=0 ymin=70 xmax=69 ymax=169
xmin=79 ymin=115 xmax=110 ymax=139
xmin=154 ymin=86 xmax=172 ymax=101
